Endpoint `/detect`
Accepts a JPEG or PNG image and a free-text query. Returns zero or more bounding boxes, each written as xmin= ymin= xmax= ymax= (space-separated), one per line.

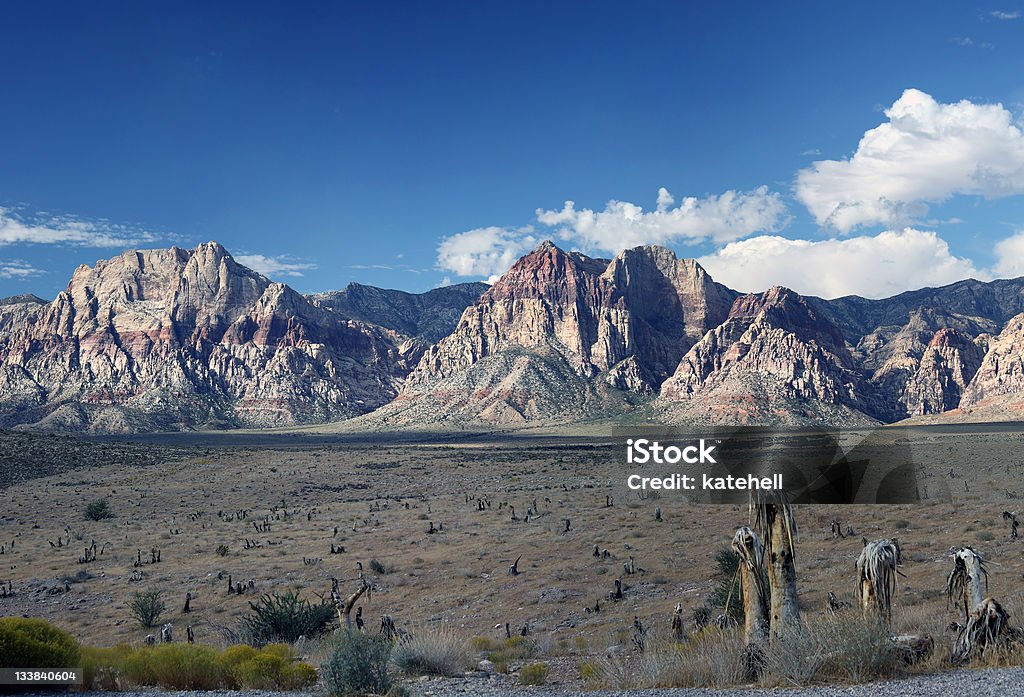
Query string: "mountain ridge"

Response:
xmin=3 ymin=240 xmax=1024 ymax=432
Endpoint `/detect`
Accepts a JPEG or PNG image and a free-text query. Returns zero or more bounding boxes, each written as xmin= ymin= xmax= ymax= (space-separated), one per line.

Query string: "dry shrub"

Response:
xmin=641 ymin=628 xmax=747 ymax=688
xmin=392 ymin=625 xmax=472 ymax=677
xmin=518 ymin=661 xmax=549 ymax=685
xmin=80 ymin=644 xmax=133 ymax=690
xmin=591 ymin=628 xmax=747 ymax=689
xmin=814 ymin=615 xmax=898 ymax=682
xmin=320 ymin=629 xmax=395 ymax=696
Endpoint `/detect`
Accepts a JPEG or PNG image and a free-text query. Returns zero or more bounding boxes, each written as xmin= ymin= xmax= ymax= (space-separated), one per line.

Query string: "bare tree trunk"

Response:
xmin=947 ymin=547 xmax=987 ymax=620
xmin=732 ymin=527 xmax=769 ymax=644
xmin=333 ymin=580 xmax=370 ymax=630
xmin=754 ymin=495 xmax=801 ymax=637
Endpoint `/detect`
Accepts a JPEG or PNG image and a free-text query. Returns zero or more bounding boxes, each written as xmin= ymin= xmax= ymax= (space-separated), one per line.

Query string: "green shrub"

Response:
xmin=227 ymin=644 xmax=317 ymax=690
xmin=321 ymin=630 xmax=394 ymax=696
xmin=109 ymin=642 xmax=316 ymax=691
xmin=216 ymin=644 xmax=260 ymax=689
xmin=0 ymin=618 xmax=80 ymax=669
xmin=392 ymin=625 xmax=471 ymax=677
xmin=284 ymin=661 xmax=319 ymax=689
xmin=235 ymin=652 xmax=288 ymax=689
xmin=85 ymin=498 xmax=114 ymax=521
xmin=128 ymin=589 xmax=167 ymax=628
xmin=502 ymin=635 xmax=536 ymax=659
xmin=122 ymin=644 xmax=222 ymax=690
xmin=241 ymin=589 xmax=336 ymax=645
xmin=707 ymin=549 xmax=743 ymax=621
xmin=470 ymin=636 xmax=497 ymax=652
xmin=519 ymin=662 xmax=549 ymax=685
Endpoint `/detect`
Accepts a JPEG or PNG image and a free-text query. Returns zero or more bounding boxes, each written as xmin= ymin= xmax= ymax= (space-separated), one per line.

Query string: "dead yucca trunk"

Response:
xmin=731 ymin=526 xmax=769 ymax=643
xmin=951 ymin=597 xmax=1015 ymax=664
xmin=752 ymin=491 xmax=800 ymax=637
xmin=732 ymin=525 xmax=769 ymax=679
xmin=855 ymin=538 xmax=901 ymax=625
xmin=946 ymin=546 xmax=987 ymax=620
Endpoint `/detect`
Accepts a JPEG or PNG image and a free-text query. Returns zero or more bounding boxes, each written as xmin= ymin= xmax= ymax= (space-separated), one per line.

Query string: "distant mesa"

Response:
xmin=1 ymin=239 xmax=1023 ymax=432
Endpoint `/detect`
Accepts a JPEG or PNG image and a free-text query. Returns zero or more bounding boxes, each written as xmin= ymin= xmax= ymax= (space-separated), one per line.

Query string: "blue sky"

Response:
xmin=2 ymin=2 xmax=1024 ymax=299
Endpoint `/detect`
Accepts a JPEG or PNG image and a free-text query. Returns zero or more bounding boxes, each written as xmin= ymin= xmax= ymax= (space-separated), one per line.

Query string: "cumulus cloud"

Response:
xmin=536 ymin=185 xmax=787 ymax=253
xmin=795 ymin=89 xmax=1024 ymax=232
xmin=697 ymin=228 xmax=982 ymax=299
xmin=0 ymin=260 xmax=44 ymax=279
xmin=436 ymin=187 xmax=787 ymax=281
xmin=235 ymin=254 xmax=317 ymax=278
xmin=992 ymin=231 xmax=1024 ymax=278
xmin=436 ymin=226 xmax=537 ymax=282
xmin=0 ymin=207 xmax=159 ymax=247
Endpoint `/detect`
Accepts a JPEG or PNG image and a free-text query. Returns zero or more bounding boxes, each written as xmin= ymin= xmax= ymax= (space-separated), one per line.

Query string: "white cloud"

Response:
xmin=235 ymin=254 xmax=316 ymax=278
xmin=697 ymin=228 xmax=983 ymax=299
xmin=795 ymin=89 xmax=1024 ymax=232
xmin=0 ymin=260 xmax=44 ymax=279
xmin=0 ymin=207 xmax=159 ymax=247
xmin=990 ymin=10 xmax=1021 ymax=19
xmin=536 ymin=186 xmax=787 ymax=253
xmin=951 ymin=36 xmax=995 ymax=48
xmin=436 ymin=226 xmax=537 ymax=279
xmin=992 ymin=231 xmax=1024 ymax=278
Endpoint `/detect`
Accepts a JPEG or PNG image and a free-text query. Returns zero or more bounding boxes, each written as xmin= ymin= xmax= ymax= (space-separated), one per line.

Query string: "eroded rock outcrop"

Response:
xmin=658 ymin=286 xmax=884 ymax=425
xmin=383 ymin=241 xmax=735 ymax=425
xmin=0 ymin=243 xmax=409 ymax=431
xmin=901 ymin=328 xmax=986 ymax=415
xmin=960 ymin=313 xmax=1024 ymax=412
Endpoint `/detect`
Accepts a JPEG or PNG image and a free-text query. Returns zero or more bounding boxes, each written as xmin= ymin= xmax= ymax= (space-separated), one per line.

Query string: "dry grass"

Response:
xmin=392 ymin=624 xmax=472 ymax=677
xmin=2 ymin=433 xmax=1024 ymax=690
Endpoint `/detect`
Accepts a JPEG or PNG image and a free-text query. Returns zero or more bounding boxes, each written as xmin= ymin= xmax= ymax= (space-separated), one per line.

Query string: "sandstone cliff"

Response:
xmin=374 ymin=241 xmax=736 ymax=426
xmin=0 ymin=243 xmax=409 ymax=431
xmin=959 ymin=313 xmax=1024 ymax=414
xmin=658 ymin=286 xmax=883 ymax=425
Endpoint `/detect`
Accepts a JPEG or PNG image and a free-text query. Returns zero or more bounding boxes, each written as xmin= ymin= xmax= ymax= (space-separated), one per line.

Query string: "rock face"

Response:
xmin=0 ymin=243 xmax=413 ymax=431
xmin=409 ymin=242 xmax=734 ymax=386
xmin=858 ymin=308 xmax=994 ymax=418
xmin=4 ymin=239 xmax=1024 ymax=431
xmin=658 ymin=287 xmax=884 ymax=425
xmin=902 ymin=328 xmax=987 ymax=415
xmin=374 ymin=241 xmax=735 ymax=426
xmin=959 ymin=313 xmax=1024 ymax=412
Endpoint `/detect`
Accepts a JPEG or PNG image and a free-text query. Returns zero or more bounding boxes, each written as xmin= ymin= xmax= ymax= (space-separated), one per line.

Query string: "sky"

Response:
xmin=2 ymin=1 xmax=1024 ymax=300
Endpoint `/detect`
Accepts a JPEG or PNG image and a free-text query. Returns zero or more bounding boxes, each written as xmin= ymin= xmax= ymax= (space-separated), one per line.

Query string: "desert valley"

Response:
xmin=3 ymin=243 xmax=1024 ymax=692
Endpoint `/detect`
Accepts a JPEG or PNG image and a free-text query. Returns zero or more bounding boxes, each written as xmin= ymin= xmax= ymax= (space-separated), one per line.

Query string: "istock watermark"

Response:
xmin=609 ymin=426 xmax=945 ymax=505
xmin=625 ymin=438 xmax=718 ymax=465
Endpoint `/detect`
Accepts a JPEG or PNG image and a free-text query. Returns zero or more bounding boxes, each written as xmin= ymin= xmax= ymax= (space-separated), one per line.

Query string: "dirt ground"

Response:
xmin=2 ymin=426 xmax=1024 ymax=689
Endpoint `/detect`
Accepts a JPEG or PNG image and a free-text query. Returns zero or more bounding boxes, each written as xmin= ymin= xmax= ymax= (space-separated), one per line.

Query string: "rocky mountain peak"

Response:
xmin=900 ymin=326 xmax=986 ymax=415
xmin=0 ymin=242 xmax=408 ymax=431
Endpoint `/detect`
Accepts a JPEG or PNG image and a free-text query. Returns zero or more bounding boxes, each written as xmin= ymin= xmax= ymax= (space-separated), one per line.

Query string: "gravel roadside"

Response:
xmin=406 ymin=666 xmax=1024 ymax=695
xmin=27 ymin=667 xmax=1024 ymax=697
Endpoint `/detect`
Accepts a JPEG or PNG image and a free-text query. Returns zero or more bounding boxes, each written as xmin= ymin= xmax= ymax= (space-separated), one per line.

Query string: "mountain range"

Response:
xmin=0 ymin=240 xmax=1022 ymax=432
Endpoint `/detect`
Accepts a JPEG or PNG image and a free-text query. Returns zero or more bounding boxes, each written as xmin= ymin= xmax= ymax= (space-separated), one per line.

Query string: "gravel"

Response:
xmin=12 ymin=662 xmax=1020 ymax=697
xmin=402 ymin=667 xmax=1024 ymax=695
xmin=31 ymin=667 xmax=1021 ymax=696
